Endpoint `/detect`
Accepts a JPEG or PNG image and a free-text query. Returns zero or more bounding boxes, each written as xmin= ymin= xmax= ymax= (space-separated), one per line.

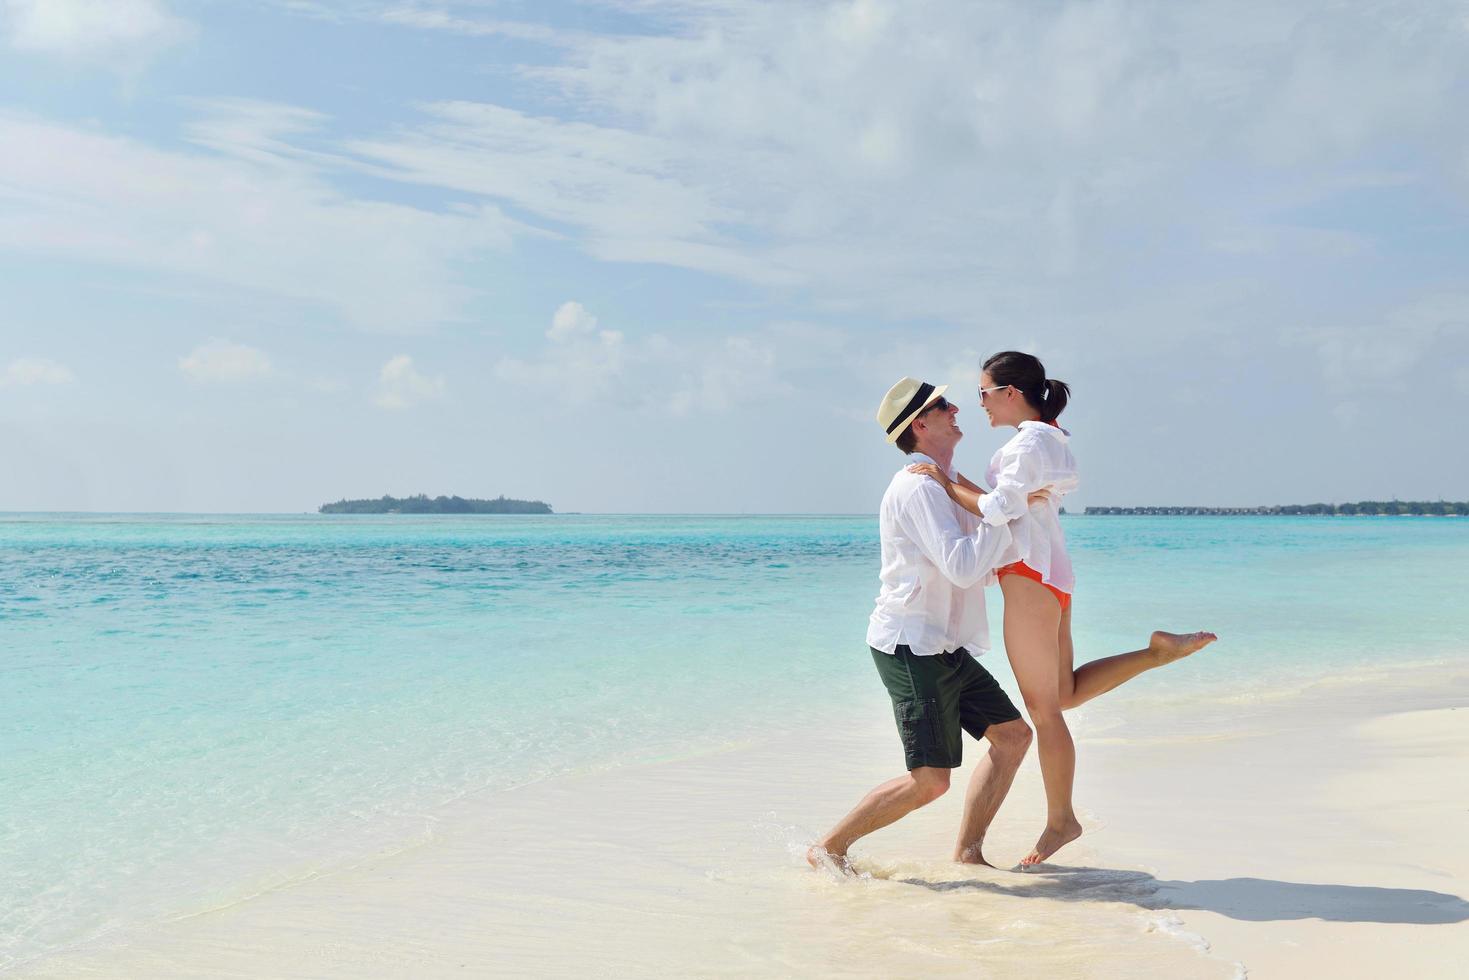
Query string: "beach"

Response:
xmin=15 ymin=663 xmax=1469 ymax=978
xmin=4 ymin=514 xmax=1468 ymax=976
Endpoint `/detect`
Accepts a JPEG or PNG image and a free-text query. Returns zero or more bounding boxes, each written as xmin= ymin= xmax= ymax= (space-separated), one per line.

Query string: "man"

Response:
xmin=808 ymin=377 xmax=1034 ymax=874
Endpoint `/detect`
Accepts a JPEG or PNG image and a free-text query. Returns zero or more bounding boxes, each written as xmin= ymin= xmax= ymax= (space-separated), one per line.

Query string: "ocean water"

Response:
xmin=2 ymin=513 xmax=1465 ymax=969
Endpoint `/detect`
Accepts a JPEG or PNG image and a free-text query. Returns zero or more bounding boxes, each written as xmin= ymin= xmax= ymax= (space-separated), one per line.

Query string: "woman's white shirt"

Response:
xmin=978 ymin=421 xmax=1079 ymax=594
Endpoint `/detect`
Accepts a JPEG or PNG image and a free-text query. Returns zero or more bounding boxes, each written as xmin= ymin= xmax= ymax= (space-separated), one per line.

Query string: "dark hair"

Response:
xmin=981 ymin=350 xmax=1070 ymax=423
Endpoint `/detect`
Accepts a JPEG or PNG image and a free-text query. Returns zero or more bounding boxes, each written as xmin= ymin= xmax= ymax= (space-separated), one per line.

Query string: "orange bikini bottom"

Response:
xmin=997 ymin=561 xmax=1071 ymax=611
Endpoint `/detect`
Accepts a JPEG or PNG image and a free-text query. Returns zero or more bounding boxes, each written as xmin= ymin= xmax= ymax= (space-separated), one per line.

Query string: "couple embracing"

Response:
xmin=809 ymin=351 xmax=1216 ymax=874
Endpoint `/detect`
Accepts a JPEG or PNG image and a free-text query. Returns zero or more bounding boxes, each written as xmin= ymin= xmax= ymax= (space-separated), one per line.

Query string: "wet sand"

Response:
xmin=20 ymin=666 xmax=1469 ymax=978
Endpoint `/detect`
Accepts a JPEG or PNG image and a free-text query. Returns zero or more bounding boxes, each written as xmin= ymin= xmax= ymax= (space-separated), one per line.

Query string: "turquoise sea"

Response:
xmin=2 ymin=513 xmax=1466 ymax=969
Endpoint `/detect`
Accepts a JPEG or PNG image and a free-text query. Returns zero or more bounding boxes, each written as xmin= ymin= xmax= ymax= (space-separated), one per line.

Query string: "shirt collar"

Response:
xmin=1018 ymin=419 xmax=1070 ymax=440
xmin=907 ymin=451 xmax=958 ymax=480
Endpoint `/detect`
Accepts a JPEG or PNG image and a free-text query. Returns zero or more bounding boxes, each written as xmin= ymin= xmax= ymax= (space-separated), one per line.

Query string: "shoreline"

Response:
xmin=17 ymin=661 xmax=1469 ymax=978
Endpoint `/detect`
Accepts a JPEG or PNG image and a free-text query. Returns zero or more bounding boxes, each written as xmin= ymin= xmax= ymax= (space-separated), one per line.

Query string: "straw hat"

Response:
xmin=876 ymin=377 xmax=948 ymax=444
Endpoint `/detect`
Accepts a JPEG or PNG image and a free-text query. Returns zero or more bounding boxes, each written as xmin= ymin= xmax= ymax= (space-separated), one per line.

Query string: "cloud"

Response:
xmin=374 ymin=354 xmax=446 ymax=409
xmin=3 ymin=0 xmax=1468 ymax=353
xmin=0 ymin=104 xmax=519 ymax=331
xmin=1304 ymin=292 xmax=1469 ymax=388
xmin=376 ymin=4 xmax=557 ymax=42
xmin=498 ymin=302 xmax=626 ymax=401
xmin=337 ymin=0 xmax=1469 ymax=323
xmin=3 ymin=0 xmax=194 ymax=63
xmin=499 ymin=303 xmax=827 ymax=415
xmin=547 ymin=300 xmax=600 ymax=343
xmin=663 ymin=334 xmax=786 ymax=416
xmin=178 ymin=341 xmax=273 ymax=383
xmin=1 ymin=357 xmax=76 ymax=387
xmin=308 ymin=376 xmax=349 ymax=394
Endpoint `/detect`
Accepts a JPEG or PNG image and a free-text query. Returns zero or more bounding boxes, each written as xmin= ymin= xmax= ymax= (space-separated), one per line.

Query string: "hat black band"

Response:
xmin=887 ymin=382 xmax=935 ymax=434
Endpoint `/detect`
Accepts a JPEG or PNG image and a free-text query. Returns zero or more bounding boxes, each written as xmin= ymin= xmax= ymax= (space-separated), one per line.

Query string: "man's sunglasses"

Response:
xmin=920 ymin=396 xmax=951 ymax=415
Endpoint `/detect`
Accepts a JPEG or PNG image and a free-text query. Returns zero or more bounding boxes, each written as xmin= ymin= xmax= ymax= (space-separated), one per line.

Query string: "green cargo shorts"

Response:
xmin=871 ymin=645 xmax=1023 ymax=770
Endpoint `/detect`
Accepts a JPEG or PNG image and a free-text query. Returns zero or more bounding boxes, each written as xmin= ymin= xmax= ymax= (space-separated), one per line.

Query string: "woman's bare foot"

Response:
xmin=1019 ymin=816 xmax=1082 ymax=867
xmin=806 ymin=845 xmax=856 ymax=876
xmin=1148 ymin=630 xmax=1217 ymax=666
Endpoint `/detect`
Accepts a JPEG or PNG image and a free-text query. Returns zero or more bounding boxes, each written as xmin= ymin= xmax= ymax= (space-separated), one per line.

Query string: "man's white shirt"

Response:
xmin=866 ymin=453 xmax=1013 ymax=657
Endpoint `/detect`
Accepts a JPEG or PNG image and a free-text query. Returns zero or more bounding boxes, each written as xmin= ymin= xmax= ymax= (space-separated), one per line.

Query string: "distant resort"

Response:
xmin=319 ymin=495 xmax=553 ymax=515
xmin=1084 ymin=500 xmax=1468 ymax=516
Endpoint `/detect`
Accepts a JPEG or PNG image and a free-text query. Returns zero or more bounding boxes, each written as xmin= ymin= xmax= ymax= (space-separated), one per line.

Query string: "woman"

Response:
xmin=909 ymin=351 xmax=1216 ymax=867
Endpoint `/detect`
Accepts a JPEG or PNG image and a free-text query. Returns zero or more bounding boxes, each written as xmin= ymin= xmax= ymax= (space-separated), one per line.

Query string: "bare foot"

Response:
xmin=1148 ymin=630 xmax=1218 ymax=666
xmin=1019 ymin=817 xmax=1082 ymax=868
xmin=955 ymin=842 xmax=996 ymax=868
xmin=806 ymin=845 xmax=856 ymax=877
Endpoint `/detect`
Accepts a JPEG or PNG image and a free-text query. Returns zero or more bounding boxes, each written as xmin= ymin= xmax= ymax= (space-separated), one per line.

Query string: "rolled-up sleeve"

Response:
xmin=978 ymin=443 xmax=1043 ymax=527
xmin=899 ymin=482 xmax=1013 ymax=588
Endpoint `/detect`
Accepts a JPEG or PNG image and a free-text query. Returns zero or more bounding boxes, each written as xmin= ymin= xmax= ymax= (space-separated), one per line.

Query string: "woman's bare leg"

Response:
xmin=1057 ymin=604 xmax=1217 ymax=710
xmin=1001 ymin=575 xmax=1082 ymax=867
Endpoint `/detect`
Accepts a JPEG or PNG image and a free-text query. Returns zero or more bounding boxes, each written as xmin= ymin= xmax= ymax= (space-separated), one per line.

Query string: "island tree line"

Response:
xmin=1084 ymin=501 xmax=1468 ymax=516
xmin=319 ymin=495 xmax=553 ymax=515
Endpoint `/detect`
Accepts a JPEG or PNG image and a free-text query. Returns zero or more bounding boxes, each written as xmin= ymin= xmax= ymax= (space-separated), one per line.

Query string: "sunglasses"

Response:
xmin=978 ymin=385 xmax=1011 ymax=401
xmin=920 ymin=396 xmax=951 ymax=415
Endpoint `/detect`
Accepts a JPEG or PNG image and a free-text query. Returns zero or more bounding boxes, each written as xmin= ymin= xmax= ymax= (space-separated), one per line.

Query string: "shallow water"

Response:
xmin=2 ymin=513 xmax=1464 ymax=968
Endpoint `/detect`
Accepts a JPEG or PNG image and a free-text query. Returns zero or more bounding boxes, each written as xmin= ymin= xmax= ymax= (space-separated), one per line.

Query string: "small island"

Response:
xmin=319 ymin=494 xmax=553 ymax=515
xmin=1085 ymin=500 xmax=1467 ymax=516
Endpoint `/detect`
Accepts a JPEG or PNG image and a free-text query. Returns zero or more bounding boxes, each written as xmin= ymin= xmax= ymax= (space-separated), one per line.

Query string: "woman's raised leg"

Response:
xmin=1001 ymin=574 xmax=1083 ymax=867
xmin=1057 ymin=603 xmax=1217 ymax=710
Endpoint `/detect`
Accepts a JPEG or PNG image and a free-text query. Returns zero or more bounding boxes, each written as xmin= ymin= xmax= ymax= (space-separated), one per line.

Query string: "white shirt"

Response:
xmin=867 ymin=453 xmax=1014 ymax=657
xmin=979 ymin=421 xmax=1080 ymax=594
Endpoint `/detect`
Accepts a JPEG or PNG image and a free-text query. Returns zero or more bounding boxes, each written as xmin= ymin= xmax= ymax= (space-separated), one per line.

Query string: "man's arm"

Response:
xmin=898 ymin=482 xmax=1012 ymax=588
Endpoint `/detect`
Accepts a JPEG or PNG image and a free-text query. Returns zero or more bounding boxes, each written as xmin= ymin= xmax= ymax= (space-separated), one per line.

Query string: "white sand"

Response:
xmin=20 ymin=665 xmax=1469 ymax=978
xmin=1076 ymin=672 xmax=1469 ymax=978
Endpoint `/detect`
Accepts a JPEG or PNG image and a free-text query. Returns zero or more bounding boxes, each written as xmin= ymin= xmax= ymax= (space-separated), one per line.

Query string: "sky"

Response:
xmin=1 ymin=0 xmax=1466 ymax=514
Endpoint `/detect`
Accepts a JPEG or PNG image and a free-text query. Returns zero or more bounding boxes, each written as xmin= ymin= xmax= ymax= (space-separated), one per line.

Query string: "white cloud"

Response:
xmin=4 ymin=0 xmax=194 ymax=62
xmin=374 ymin=355 xmax=446 ymax=409
xmin=1304 ymin=292 xmax=1469 ymax=388
xmin=664 ymin=334 xmax=786 ymax=416
xmin=308 ymin=376 xmax=349 ymax=394
xmin=376 ymin=4 xmax=556 ymax=42
xmin=178 ymin=341 xmax=273 ymax=383
xmin=498 ymin=302 xmax=627 ymax=401
xmin=0 ymin=105 xmax=519 ymax=331
xmin=499 ymin=304 xmax=829 ymax=416
xmin=337 ymin=0 xmax=1469 ymax=323
xmin=547 ymin=301 xmax=599 ymax=343
xmin=1 ymin=357 xmax=76 ymax=387
xmin=6 ymin=2 xmax=1464 ymax=341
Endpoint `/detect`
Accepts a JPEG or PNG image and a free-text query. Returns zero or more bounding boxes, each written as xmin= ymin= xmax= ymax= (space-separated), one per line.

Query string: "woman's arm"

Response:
xmin=906 ymin=463 xmax=985 ymax=517
xmin=910 ymin=463 xmax=1051 ymax=519
xmin=954 ymin=471 xmax=986 ymax=495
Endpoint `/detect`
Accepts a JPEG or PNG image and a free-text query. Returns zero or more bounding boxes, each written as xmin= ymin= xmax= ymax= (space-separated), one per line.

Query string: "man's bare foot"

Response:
xmin=806 ymin=845 xmax=856 ymax=876
xmin=955 ymin=842 xmax=995 ymax=868
xmin=1019 ymin=817 xmax=1082 ymax=868
xmin=1148 ymin=630 xmax=1218 ymax=666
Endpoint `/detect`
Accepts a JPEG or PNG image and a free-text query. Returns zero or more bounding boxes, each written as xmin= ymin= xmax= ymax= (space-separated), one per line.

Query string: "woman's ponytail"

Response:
xmin=1040 ymin=378 xmax=1070 ymax=423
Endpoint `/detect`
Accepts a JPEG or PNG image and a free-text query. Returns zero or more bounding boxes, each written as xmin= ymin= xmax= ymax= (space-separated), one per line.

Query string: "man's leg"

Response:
xmin=810 ymin=647 xmax=966 ymax=873
xmin=808 ymin=766 xmax=951 ymax=872
xmin=953 ymin=718 xmax=1031 ymax=865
